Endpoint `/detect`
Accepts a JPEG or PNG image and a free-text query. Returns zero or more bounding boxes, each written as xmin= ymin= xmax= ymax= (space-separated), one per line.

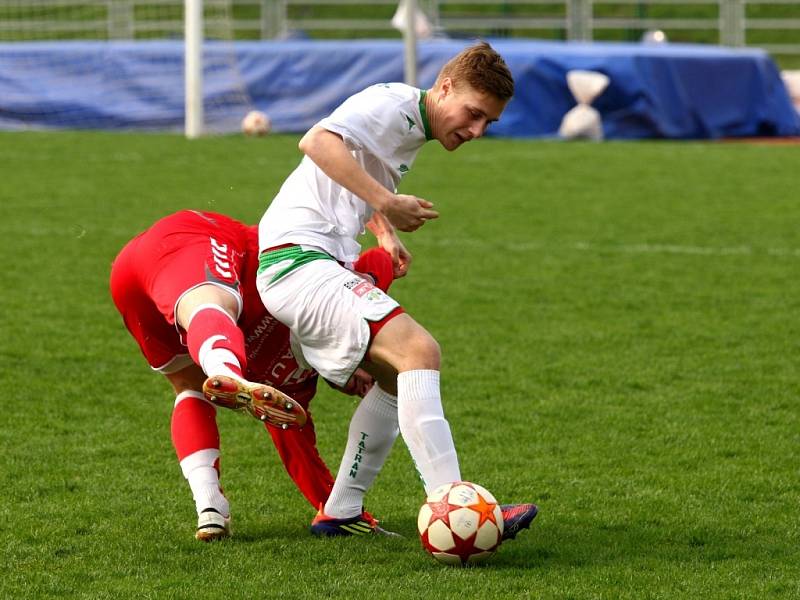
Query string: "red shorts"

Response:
xmin=109 ymin=211 xmax=251 ymax=372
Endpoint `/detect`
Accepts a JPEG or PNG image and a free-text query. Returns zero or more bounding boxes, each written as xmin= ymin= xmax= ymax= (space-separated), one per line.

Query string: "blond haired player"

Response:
xmin=249 ymin=42 xmax=538 ymax=538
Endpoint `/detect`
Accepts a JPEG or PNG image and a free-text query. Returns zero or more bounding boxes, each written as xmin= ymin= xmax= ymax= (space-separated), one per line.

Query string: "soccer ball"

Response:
xmin=241 ymin=110 xmax=271 ymax=136
xmin=417 ymin=481 xmax=504 ymax=566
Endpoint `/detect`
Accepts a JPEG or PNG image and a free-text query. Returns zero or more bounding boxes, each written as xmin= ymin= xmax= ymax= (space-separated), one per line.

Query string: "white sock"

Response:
xmin=180 ymin=448 xmax=230 ymax=517
xmin=397 ymin=370 xmax=460 ymax=495
xmin=197 ymin=336 xmax=246 ymax=383
xmin=324 ymin=384 xmax=399 ymax=519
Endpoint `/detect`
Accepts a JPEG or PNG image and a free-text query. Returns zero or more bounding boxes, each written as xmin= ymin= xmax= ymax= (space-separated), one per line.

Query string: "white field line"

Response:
xmin=576 ymin=242 xmax=800 ymax=257
xmin=573 ymin=242 xmax=753 ymax=256
xmin=424 ymin=238 xmax=800 ymax=257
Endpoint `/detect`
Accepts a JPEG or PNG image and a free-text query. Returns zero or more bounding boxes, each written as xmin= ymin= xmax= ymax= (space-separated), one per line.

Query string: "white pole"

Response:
xmin=185 ymin=0 xmax=203 ymax=138
xmin=403 ymin=0 xmax=418 ymax=87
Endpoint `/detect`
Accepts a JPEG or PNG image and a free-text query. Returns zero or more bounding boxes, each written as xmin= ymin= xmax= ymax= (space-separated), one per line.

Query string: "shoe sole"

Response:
xmin=310 ymin=516 xmax=402 ymax=537
xmin=203 ymin=375 xmax=307 ymax=428
xmin=195 ymin=525 xmax=231 ymax=542
xmin=310 ymin=523 xmax=373 ymax=536
xmin=195 ymin=511 xmax=231 ymax=542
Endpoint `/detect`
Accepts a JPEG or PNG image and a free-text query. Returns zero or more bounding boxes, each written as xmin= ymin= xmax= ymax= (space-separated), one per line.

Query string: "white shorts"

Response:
xmin=257 ymin=254 xmax=400 ymax=386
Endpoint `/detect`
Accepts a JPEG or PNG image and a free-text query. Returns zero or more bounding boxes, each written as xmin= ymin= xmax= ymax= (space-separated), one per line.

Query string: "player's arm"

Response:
xmin=298 ymin=126 xmax=438 ymax=232
xmin=366 ymin=212 xmax=411 ymax=279
xmin=325 ymin=368 xmax=375 ymax=397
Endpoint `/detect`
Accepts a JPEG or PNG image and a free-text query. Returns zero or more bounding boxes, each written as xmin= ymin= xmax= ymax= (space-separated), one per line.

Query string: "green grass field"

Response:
xmin=2 ymin=131 xmax=799 ymax=598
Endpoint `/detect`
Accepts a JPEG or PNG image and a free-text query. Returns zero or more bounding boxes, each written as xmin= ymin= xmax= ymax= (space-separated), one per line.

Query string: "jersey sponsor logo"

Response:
xmin=245 ymin=314 xmax=280 ymax=347
xmin=398 ymin=164 xmax=409 ymax=175
xmin=273 ymin=364 xmax=315 ymax=387
xmin=403 ymin=113 xmax=416 ymax=131
xmin=246 ymin=322 xmax=315 ymax=389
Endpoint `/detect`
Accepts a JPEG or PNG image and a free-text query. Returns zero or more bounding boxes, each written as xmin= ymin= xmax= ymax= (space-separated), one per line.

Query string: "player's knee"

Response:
xmin=421 ymin=331 xmax=441 ymax=364
xmin=371 ymin=314 xmax=440 ymax=371
xmin=176 ymin=284 xmax=239 ymax=329
xmin=165 ymin=364 xmax=206 ymax=394
xmin=404 ymin=328 xmax=441 ymax=370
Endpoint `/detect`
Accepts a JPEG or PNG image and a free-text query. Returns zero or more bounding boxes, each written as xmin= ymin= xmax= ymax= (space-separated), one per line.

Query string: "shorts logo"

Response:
xmin=351 ymin=281 xmax=375 ymax=297
xmin=346 ymin=277 xmax=385 ymax=302
xmin=209 ymin=237 xmax=233 ymax=279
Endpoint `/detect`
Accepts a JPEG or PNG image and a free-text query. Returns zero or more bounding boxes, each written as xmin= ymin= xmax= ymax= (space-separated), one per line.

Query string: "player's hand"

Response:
xmin=332 ymin=368 xmax=375 ymax=397
xmin=383 ymin=194 xmax=439 ymax=232
xmin=378 ymin=235 xmax=412 ymax=279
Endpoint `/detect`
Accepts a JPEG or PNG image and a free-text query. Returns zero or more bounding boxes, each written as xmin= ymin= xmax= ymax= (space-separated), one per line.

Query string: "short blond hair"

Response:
xmin=436 ymin=41 xmax=514 ymax=101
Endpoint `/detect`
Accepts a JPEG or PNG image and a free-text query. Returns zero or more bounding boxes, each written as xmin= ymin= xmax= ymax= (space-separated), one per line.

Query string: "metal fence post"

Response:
xmin=567 ymin=0 xmax=592 ymax=42
xmin=108 ymin=0 xmax=134 ymax=40
xmin=185 ymin=0 xmax=204 ymax=138
xmin=403 ymin=0 xmax=418 ymax=86
xmin=720 ymin=0 xmax=745 ymax=47
xmin=420 ymin=0 xmax=439 ymax=33
xmin=261 ymin=0 xmax=286 ymax=39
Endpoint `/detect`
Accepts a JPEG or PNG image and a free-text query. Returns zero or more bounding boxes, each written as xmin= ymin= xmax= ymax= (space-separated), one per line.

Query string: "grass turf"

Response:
xmin=1 ymin=131 xmax=799 ymax=598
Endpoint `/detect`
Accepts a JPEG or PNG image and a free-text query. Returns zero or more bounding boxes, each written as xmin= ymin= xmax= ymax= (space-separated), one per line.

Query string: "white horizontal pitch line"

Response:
xmin=424 ymin=238 xmax=800 ymax=257
xmin=573 ymin=242 xmax=753 ymax=256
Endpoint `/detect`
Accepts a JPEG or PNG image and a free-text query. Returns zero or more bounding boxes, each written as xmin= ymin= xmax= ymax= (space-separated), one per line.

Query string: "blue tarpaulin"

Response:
xmin=1 ymin=38 xmax=797 ymax=138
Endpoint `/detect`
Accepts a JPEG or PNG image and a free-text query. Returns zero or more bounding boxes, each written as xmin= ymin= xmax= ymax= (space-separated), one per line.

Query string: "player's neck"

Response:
xmin=424 ymin=90 xmax=439 ymax=142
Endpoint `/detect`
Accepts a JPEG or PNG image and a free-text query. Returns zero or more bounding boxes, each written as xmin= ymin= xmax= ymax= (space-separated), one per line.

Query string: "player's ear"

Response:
xmin=439 ymin=77 xmax=453 ymax=101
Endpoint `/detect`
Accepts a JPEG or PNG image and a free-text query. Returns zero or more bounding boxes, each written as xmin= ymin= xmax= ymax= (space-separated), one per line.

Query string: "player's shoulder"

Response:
xmin=350 ymin=83 xmax=419 ymax=108
xmin=366 ymin=82 xmax=418 ymax=99
xmin=194 ymin=210 xmax=247 ymax=229
xmin=163 ymin=209 xmax=244 ymax=230
xmin=174 ymin=210 xmax=254 ymax=253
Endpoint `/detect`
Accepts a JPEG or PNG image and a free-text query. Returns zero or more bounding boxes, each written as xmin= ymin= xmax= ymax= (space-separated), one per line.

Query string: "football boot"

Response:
xmin=195 ymin=507 xmax=231 ymax=542
xmin=500 ymin=503 xmax=538 ymax=541
xmin=310 ymin=508 xmax=400 ymax=537
xmin=203 ymin=375 xmax=307 ymax=428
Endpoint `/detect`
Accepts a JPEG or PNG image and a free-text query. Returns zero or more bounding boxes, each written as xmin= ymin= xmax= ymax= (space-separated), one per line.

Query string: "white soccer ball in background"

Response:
xmin=241 ymin=110 xmax=271 ymax=136
xmin=417 ymin=481 xmax=504 ymax=566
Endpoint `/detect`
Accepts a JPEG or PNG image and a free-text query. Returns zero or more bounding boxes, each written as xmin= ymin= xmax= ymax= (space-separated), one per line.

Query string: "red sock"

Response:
xmin=172 ymin=391 xmax=229 ymax=515
xmin=354 ymin=248 xmax=394 ymax=292
xmin=186 ymin=304 xmax=246 ymax=379
xmin=171 ymin=391 xmax=220 ymax=462
xmin=265 ymin=415 xmax=335 ymax=510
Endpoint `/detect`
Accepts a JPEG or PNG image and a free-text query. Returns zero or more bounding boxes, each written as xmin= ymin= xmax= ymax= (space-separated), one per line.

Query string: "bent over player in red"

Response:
xmin=110 ymin=210 xmax=395 ymax=541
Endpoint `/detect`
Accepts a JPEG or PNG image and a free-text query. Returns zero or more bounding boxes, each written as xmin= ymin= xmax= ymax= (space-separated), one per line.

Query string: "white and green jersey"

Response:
xmin=259 ymin=83 xmax=433 ymax=264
